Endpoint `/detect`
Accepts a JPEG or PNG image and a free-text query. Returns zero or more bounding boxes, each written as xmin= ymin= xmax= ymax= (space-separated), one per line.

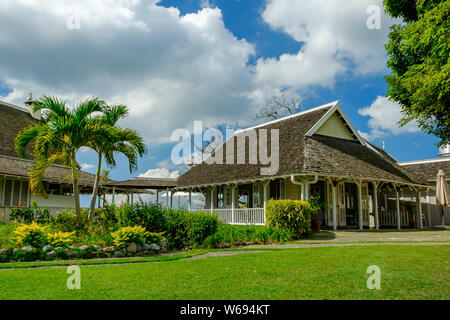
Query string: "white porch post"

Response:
xmin=300 ymin=183 xmax=306 ymax=201
xmin=263 ymin=180 xmax=270 ymax=225
xmin=231 ymin=184 xmax=236 ymax=224
xmin=131 ymin=193 xmax=134 ymax=205
xmin=416 ymin=191 xmax=423 ymax=229
xmin=331 ymin=183 xmax=337 ymax=231
xmin=426 ymin=189 xmax=432 ymax=227
xmin=188 ymin=190 xmax=192 ymax=212
xmin=304 ymin=183 xmax=310 ymax=201
xmin=357 ymin=181 xmax=363 ymax=231
xmin=372 ymin=182 xmax=379 ymax=230
xmin=166 ymin=187 xmax=169 ymax=208
xmin=395 ymin=186 xmax=401 ymax=230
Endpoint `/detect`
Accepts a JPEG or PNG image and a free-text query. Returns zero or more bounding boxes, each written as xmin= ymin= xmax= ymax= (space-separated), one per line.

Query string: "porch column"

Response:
xmin=395 ymin=186 xmax=401 ymax=230
xmin=210 ymin=187 xmax=214 ymax=214
xmin=156 ymin=190 xmax=159 ymax=205
xmin=131 ymin=193 xmax=134 ymax=205
xmin=263 ymin=180 xmax=270 ymax=225
xmin=357 ymin=182 xmax=363 ymax=231
xmin=300 ymin=183 xmax=305 ymax=201
xmin=331 ymin=183 xmax=337 ymax=231
xmin=372 ymin=182 xmax=379 ymax=230
xmin=231 ymin=184 xmax=236 ymax=224
xmin=426 ymin=189 xmax=432 ymax=227
xmin=166 ymin=187 xmax=169 ymax=208
xmin=170 ymin=191 xmax=174 ymax=209
xmin=188 ymin=190 xmax=192 ymax=212
xmin=416 ymin=191 xmax=423 ymax=229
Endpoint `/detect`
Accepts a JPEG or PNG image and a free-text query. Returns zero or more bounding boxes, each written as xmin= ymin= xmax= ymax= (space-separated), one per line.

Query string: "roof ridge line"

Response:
xmin=400 ymin=158 xmax=450 ymax=165
xmin=236 ymin=100 xmax=339 ymax=134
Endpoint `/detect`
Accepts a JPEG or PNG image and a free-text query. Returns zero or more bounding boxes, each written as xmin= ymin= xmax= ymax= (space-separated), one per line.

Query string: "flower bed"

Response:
xmin=0 ymin=202 xmax=218 ymax=263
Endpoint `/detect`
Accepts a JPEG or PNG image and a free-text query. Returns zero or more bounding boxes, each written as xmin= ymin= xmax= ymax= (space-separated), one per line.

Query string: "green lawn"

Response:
xmin=0 ymin=245 xmax=448 ymax=300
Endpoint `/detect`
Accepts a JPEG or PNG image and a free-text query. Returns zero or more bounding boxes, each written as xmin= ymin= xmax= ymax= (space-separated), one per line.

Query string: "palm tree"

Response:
xmin=15 ymin=96 xmax=115 ymax=217
xmin=88 ymin=105 xmax=147 ymax=218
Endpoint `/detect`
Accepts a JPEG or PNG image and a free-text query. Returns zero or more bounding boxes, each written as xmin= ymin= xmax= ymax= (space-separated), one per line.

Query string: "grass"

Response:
xmin=0 ymin=245 xmax=448 ymax=300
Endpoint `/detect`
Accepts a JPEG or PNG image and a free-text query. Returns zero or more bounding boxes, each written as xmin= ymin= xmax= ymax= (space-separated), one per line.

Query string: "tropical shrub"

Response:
xmin=265 ymin=200 xmax=313 ymax=238
xmin=13 ymin=222 xmax=49 ymax=248
xmin=111 ymin=226 xmax=149 ymax=248
xmin=9 ymin=200 xmax=51 ymax=224
xmin=115 ymin=203 xmax=168 ymax=232
xmin=0 ymin=223 xmax=16 ymax=248
xmin=147 ymin=231 xmax=165 ymax=245
xmin=47 ymin=231 xmax=75 ymax=247
xmin=51 ymin=210 xmax=89 ymax=233
xmin=166 ymin=210 xmax=218 ymax=249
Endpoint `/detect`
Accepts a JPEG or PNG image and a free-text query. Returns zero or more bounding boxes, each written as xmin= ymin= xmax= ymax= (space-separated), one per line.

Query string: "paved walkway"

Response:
xmin=292 ymin=229 xmax=450 ymax=243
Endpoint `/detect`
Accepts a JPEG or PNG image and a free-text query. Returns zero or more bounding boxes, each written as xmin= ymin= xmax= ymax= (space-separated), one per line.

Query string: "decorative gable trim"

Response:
xmin=305 ymin=102 xmax=367 ymax=146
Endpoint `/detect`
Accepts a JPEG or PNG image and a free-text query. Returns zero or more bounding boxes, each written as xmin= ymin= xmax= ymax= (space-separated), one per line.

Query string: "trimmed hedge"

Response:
xmin=265 ymin=200 xmax=313 ymax=238
xmin=166 ymin=210 xmax=219 ymax=249
xmin=203 ymin=224 xmax=294 ymax=248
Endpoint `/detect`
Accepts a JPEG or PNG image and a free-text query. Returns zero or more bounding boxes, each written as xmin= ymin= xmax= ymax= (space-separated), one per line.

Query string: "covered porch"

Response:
xmin=178 ymin=174 xmax=431 ymax=230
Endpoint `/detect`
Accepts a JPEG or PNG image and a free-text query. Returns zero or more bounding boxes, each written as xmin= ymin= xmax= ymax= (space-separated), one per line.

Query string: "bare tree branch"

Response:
xmin=255 ymin=94 xmax=302 ymax=121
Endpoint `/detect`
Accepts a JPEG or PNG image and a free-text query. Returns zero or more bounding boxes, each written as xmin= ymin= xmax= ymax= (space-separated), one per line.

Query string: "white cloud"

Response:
xmin=255 ymin=0 xmax=398 ymax=90
xmin=0 ymin=0 xmax=401 ymax=148
xmin=138 ymin=168 xmax=180 ymax=179
xmin=0 ymin=0 xmax=256 ymax=143
xmin=80 ymin=163 xmax=95 ymax=170
xmin=358 ymin=96 xmax=420 ymax=140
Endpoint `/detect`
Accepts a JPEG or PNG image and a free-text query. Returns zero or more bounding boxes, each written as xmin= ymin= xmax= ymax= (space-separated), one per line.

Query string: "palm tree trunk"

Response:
xmin=71 ymin=154 xmax=81 ymax=217
xmin=89 ymin=153 xmax=102 ymax=218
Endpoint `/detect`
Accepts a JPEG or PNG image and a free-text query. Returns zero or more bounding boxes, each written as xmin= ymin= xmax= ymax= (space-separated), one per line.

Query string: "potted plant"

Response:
xmin=404 ymin=202 xmax=418 ymax=229
xmin=309 ymin=196 xmax=324 ymax=232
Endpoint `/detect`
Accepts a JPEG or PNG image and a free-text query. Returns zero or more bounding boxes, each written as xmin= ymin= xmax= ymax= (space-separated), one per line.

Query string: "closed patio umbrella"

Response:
xmin=436 ymin=169 xmax=449 ymax=226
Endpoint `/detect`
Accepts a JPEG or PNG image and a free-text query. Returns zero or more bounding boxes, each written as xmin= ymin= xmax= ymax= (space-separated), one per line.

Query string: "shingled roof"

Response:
xmin=0 ymin=155 xmax=103 ymax=191
xmin=0 ymin=101 xmax=37 ymax=158
xmin=400 ymin=158 xmax=450 ymax=182
xmin=0 ymin=101 xmax=109 ymax=190
xmin=177 ymin=101 xmax=426 ymax=187
xmin=107 ymin=177 xmax=177 ymax=189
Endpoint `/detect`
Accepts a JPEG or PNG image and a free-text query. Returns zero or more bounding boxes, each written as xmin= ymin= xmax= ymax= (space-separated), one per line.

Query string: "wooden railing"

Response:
xmin=199 ymin=208 xmax=266 ymax=226
xmin=379 ymin=210 xmax=412 ymax=227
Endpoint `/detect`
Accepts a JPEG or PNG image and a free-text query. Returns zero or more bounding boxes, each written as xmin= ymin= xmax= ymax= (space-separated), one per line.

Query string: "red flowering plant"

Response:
xmin=9 ymin=200 xmax=50 ymax=224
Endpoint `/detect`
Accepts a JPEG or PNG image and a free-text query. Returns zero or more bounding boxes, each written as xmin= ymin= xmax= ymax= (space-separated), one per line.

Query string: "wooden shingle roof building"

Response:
xmin=176 ymin=101 xmax=434 ymax=230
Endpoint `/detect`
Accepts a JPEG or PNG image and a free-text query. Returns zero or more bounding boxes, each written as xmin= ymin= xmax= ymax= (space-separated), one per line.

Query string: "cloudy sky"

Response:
xmin=0 ymin=0 xmax=440 ymax=193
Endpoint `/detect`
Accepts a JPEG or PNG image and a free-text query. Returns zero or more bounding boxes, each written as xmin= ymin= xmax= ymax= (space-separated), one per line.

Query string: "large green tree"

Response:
xmin=15 ymin=96 xmax=116 ymax=217
xmin=88 ymin=105 xmax=147 ymax=218
xmin=384 ymin=0 xmax=449 ymax=146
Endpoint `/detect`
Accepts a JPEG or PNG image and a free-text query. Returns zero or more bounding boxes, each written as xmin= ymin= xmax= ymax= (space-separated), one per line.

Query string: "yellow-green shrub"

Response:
xmin=47 ymin=231 xmax=75 ymax=247
xmin=111 ymin=226 xmax=149 ymax=248
xmin=265 ymin=200 xmax=313 ymax=238
xmin=13 ymin=222 xmax=49 ymax=248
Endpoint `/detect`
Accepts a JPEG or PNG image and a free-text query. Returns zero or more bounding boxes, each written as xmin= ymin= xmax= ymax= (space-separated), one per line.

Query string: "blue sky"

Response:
xmin=0 ymin=0 xmax=441 ymax=195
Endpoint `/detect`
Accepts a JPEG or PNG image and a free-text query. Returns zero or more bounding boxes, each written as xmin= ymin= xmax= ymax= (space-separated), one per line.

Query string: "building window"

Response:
xmin=253 ymin=183 xmax=260 ymax=207
xmin=2 ymin=179 xmax=29 ymax=207
xmin=225 ymin=187 xmax=232 ymax=207
xmin=217 ymin=186 xmax=224 ymax=208
xmin=269 ymin=180 xmax=281 ymax=200
xmin=3 ymin=179 xmax=12 ymax=206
